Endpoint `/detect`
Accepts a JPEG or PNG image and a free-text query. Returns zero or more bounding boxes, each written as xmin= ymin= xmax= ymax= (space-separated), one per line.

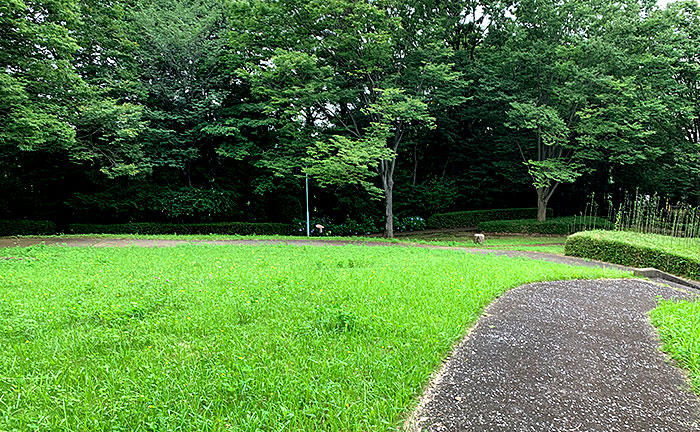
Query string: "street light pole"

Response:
xmin=305 ymin=171 xmax=310 ymax=237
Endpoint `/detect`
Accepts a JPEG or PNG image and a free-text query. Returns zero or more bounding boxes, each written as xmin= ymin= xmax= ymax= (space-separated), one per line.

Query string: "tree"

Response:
xmin=482 ymin=0 xmax=659 ymax=221
xmin=0 ymin=0 xmax=82 ymax=152
xmin=628 ymin=1 xmax=700 ymax=203
xmin=232 ymin=0 xmax=467 ymax=236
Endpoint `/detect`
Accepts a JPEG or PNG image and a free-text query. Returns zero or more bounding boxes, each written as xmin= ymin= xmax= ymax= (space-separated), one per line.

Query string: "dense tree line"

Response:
xmin=1 ymin=0 xmax=698 ymax=236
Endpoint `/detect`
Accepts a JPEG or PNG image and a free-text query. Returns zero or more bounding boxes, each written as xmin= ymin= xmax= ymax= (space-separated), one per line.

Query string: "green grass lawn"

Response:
xmin=6 ymin=232 xmax=569 ymax=255
xmin=0 ymin=244 xmax=626 ymax=431
xmin=396 ymin=233 xmax=567 ymax=254
xmin=651 ymin=299 xmax=700 ymax=393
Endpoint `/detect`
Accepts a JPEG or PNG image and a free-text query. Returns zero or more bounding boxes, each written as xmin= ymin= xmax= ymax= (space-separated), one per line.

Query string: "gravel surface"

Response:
xmin=407 ymin=279 xmax=700 ymax=432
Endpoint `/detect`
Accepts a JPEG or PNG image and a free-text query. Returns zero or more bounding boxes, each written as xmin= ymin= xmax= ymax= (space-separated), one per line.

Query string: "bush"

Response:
xmin=68 ymin=222 xmax=290 ymax=236
xmin=478 ymin=216 xmax=614 ymax=235
xmin=0 ymin=220 xmax=57 ymax=236
xmin=396 ymin=216 xmax=427 ymax=232
xmin=152 ymin=188 xmax=240 ymax=221
xmin=292 ymin=215 xmax=426 ymax=236
xmin=565 ymin=230 xmax=700 ymax=279
xmin=427 ymin=208 xmax=552 ymax=229
xmin=293 ymin=216 xmax=381 ymax=236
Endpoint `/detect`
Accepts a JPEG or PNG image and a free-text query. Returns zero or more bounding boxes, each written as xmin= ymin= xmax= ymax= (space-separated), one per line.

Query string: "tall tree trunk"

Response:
xmin=384 ymin=182 xmax=394 ymax=238
xmin=536 ymin=188 xmax=548 ymax=222
xmin=380 ymin=158 xmax=396 ymax=238
xmin=412 ymin=144 xmax=418 ymax=186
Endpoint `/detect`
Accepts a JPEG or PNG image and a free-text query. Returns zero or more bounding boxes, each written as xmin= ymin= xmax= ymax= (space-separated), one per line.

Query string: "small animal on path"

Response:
xmin=474 ymin=233 xmax=485 ymax=245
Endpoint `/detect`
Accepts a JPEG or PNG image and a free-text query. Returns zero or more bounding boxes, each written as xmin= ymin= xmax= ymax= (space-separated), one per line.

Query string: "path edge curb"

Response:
xmin=633 ymin=267 xmax=700 ymax=291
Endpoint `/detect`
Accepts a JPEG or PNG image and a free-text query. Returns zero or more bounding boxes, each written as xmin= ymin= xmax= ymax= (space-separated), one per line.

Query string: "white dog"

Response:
xmin=473 ymin=233 xmax=485 ymax=245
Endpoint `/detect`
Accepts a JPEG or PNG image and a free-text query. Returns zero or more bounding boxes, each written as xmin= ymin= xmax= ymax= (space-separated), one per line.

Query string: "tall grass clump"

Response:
xmin=576 ymin=191 xmax=700 ymax=244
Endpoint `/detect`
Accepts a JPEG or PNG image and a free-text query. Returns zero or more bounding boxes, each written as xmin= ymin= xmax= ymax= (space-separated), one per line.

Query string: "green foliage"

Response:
xmin=479 ymin=217 xmax=613 ymax=235
xmin=0 ymin=220 xmax=56 ymax=236
xmin=0 ymin=0 xmax=81 ymax=151
xmin=395 ymin=177 xmax=459 ymax=217
xmin=3 ymin=0 xmax=700 ymax=232
xmin=650 ymin=299 xmax=700 ymax=393
xmin=231 ymin=0 xmax=467 ymax=236
xmin=292 ymin=215 xmax=425 ymax=236
xmin=305 ymin=135 xmax=394 ymax=198
xmin=427 ymin=208 xmax=551 ymax=229
xmin=0 ymin=244 xmax=627 ymax=430
xmin=68 ymin=222 xmax=289 ymax=236
xmin=609 ymin=192 xmax=700 ymax=239
xmin=397 ymin=216 xmax=427 ymax=232
xmin=565 ymin=230 xmax=700 ymax=279
xmin=152 ymin=188 xmax=240 ymax=221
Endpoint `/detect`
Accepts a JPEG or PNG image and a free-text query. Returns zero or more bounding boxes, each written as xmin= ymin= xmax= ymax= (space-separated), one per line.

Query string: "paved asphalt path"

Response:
xmin=3 ymin=237 xmax=700 ymax=430
xmin=408 ymin=279 xmax=700 ymax=432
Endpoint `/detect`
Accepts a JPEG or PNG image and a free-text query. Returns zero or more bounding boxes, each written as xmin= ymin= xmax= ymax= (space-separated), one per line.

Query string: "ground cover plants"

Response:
xmin=0 ymin=244 xmax=628 ymax=431
xmin=651 ymin=300 xmax=700 ymax=393
xmin=565 ymin=230 xmax=700 ymax=280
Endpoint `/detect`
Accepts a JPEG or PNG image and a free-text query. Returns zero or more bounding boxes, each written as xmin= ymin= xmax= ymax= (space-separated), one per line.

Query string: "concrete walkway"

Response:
xmin=408 ymin=279 xmax=700 ymax=432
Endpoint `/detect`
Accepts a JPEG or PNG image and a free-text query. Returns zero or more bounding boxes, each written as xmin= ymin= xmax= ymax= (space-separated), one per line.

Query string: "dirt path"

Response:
xmin=407 ymin=279 xmax=700 ymax=431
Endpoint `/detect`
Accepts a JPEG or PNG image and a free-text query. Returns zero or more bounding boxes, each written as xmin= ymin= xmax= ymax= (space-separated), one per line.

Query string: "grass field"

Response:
xmin=0 ymin=244 xmax=626 ymax=431
xmin=651 ymin=299 xmax=700 ymax=394
xmin=17 ymin=232 xmax=568 ymax=255
xmin=394 ymin=232 xmax=567 ymax=254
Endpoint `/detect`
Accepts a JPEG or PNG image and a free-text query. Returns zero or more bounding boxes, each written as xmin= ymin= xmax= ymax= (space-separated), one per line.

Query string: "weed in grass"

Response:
xmin=0 ymin=244 xmax=628 ymax=431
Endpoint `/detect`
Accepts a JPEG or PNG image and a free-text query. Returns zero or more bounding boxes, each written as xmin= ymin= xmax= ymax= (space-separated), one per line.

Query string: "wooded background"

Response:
xmin=2 ymin=0 xmax=698 ymax=236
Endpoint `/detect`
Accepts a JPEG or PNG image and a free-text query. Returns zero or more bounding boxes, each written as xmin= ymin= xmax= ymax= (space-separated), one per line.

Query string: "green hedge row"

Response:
xmin=478 ymin=216 xmax=614 ymax=235
xmin=427 ymin=208 xmax=552 ymax=229
xmin=68 ymin=222 xmax=290 ymax=236
xmin=565 ymin=230 xmax=700 ymax=280
xmin=0 ymin=220 xmax=57 ymax=236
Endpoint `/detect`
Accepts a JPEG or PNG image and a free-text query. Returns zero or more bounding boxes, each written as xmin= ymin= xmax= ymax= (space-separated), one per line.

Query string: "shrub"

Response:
xmin=293 ymin=216 xmax=381 ymax=236
xmin=0 ymin=220 xmax=57 ymax=236
xmin=292 ymin=215 xmax=426 ymax=236
xmin=68 ymin=222 xmax=289 ymax=236
xmin=478 ymin=216 xmax=613 ymax=235
xmin=152 ymin=188 xmax=240 ymax=221
xmin=427 ymin=208 xmax=553 ymax=229
xmin=396 ymin=216 xmax=427 ymax=232
xmin=565 ymin=230 xmax=700 ymax=279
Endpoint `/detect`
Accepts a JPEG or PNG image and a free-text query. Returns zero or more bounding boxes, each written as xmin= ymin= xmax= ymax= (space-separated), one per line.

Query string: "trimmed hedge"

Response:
xmin=478 ymin=216 xmax=614 ymax=235
xmin=565 ymin=230 xmax=700 ymax=280
xmin=427 ymin=208 xmax=552 ymax=229
xmin=68 ymin=222 xmax=290 ymax=236
xmin=0 ymin=220 xmax=57 ymax=236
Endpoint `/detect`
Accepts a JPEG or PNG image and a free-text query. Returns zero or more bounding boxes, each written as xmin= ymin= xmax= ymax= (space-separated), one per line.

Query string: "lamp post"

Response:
xmin=305 ymin=171 xmax=310 ymax=237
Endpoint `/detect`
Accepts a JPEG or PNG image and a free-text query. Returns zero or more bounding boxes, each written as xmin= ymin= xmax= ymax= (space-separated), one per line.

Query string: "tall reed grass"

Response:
xmin=576 ymin=191 xmax=700 ymax=241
